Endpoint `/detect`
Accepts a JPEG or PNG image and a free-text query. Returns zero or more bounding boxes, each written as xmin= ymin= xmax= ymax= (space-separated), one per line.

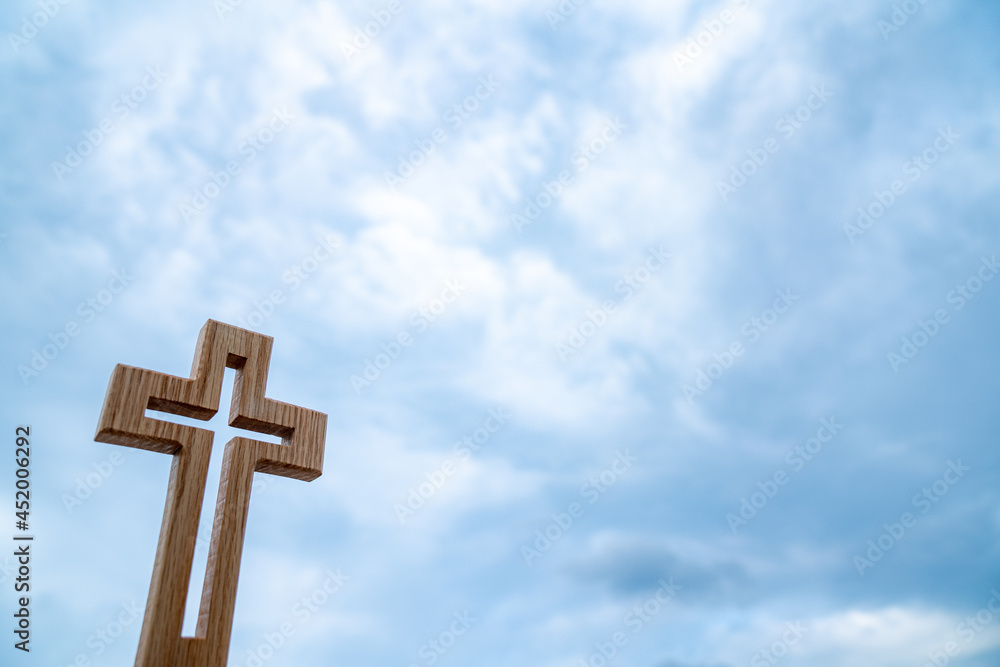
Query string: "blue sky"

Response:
xmin=2 ymin=0 xmax=1000 ymax=665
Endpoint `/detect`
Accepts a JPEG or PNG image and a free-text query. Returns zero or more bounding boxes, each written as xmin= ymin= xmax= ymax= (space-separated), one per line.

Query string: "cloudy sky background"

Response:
xmin=2 ymin=0 xmax=1000 ymax=665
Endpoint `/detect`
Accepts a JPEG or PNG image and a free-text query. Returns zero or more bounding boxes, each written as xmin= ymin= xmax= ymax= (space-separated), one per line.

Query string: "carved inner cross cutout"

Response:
xmin=94 ymin=320 xmax=327 ymax=667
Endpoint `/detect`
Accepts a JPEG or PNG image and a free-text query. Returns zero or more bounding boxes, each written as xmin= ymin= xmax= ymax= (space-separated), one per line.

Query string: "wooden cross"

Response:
xmin=94 ymin=319 xmax=327 ymax=667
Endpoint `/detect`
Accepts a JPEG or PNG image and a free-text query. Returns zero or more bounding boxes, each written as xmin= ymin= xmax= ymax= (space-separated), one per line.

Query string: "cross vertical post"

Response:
xmin=94 ymin=320 xmax=327 ymax=667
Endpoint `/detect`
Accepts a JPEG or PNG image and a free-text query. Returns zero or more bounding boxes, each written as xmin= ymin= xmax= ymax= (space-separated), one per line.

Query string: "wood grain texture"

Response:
xmin=94 ymin=319 xmax=327 ymax=667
